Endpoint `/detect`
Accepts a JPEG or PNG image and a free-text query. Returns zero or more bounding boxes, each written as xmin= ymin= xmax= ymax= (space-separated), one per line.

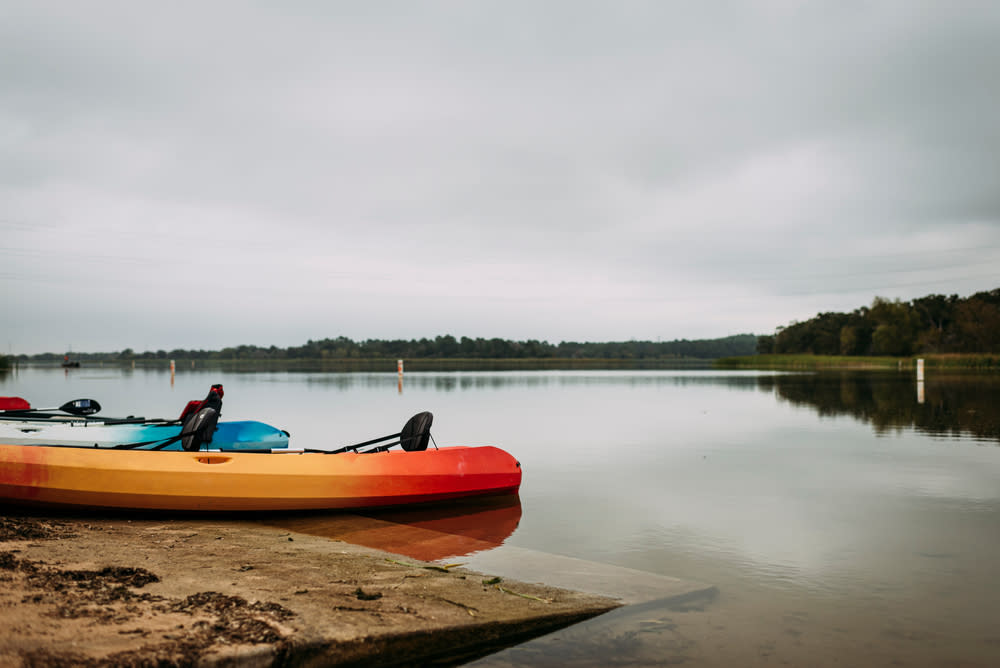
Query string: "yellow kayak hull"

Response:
xmin=0 ymin=444 xmax=522 ymax=512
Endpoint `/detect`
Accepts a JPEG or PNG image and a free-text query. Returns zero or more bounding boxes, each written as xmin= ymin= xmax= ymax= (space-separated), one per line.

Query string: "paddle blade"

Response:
xmin=59 ymin=399 xmax=101 ymax=416
xmin=0 ymin=397 xmax=31 ymax=411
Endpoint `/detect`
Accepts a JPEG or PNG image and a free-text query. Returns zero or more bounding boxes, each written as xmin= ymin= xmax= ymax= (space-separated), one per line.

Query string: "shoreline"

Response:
xmin=1 ymin=512 xmax=621 ymax=667
xmin=716 ymin=352 xmax=1000 ymax=370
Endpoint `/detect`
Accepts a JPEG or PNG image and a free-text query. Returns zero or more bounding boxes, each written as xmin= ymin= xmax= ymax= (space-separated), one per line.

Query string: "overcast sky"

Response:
xmin=3 ymin=1 xmax=1000 ymax=354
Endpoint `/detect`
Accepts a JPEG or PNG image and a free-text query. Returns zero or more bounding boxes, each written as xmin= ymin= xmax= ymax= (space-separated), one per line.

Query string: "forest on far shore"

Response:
xmin=757 ymin=287 xmax=1000 ymax=356
xmin=12 ymin=334 xmax=758 ymax=363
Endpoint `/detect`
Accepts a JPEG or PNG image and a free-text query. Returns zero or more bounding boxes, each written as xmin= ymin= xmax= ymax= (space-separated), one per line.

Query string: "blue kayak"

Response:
xmin=0 ymin=418 xmax=289 ymax=451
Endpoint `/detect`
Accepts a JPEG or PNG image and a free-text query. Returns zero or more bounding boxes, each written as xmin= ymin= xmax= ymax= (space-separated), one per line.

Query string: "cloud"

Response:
xmin=2 ymin=1 xmax=999 ymax=353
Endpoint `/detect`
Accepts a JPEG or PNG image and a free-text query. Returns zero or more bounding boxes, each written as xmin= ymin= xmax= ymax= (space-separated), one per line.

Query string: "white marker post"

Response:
xmin=916 ymin=358 xmax=925 ymax=404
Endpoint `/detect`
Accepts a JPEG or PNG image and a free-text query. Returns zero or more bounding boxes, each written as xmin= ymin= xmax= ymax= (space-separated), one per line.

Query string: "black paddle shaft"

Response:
xmin=0 ymin=398 xmax=102 ymax=418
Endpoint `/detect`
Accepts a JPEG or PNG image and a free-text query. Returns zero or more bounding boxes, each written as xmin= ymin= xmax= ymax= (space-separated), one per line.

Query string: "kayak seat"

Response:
xmin=179 ymin=384 xmax=225 ymax=451
xmin=181 ymin=407 xmax=220 ymax=451
xmin=400 ymin=411 xmax=433 ymax=451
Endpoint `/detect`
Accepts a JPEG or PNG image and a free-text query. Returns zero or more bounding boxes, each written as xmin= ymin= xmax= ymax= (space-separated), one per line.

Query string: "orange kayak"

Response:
xmin=0 ymin=443 xmax=522 ymax=512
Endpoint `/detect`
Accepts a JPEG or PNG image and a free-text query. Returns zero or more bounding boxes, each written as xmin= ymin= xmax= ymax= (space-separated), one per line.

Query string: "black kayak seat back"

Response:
xmin=400 ymin=411 xmax=433 ymax=451
xmin=181 ymin=407 xmax=220 ymax=452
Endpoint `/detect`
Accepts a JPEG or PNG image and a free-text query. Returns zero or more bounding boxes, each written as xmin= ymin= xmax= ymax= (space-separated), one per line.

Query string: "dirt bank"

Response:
xmin=0 ymin=513 xmax=620 ymax=667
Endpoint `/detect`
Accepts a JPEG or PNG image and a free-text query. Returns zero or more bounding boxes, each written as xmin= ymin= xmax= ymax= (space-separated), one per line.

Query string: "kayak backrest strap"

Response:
xmin=317 ymin=411 xmax=435 ymax=454
xmin=358 ymin=411 xmax=434 ymax=454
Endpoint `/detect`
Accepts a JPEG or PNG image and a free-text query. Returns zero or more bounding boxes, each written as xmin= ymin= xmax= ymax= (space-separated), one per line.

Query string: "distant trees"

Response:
xmin=267 ymin=334 xmax=759 ymax=360
xmin=954 ymin=297 xmax=1000 ymax=352
xmin=756 ymin=335 xmax=775 ymax=354
xmin=764 ymin=288 xmax=1000 ymax=356
xmin=15 ymin=334 xmax=759 ymax=362
xmin=869 ymin=297 xmax=921 ymax=356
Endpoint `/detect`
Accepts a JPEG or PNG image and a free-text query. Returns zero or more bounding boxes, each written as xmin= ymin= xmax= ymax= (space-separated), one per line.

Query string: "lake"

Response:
xmin=3 ymin=365 xmax=999 ymax=666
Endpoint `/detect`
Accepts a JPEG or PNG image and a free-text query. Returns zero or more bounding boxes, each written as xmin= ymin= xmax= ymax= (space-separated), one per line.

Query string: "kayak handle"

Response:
xmin=195 ymin=456 xmax=232 ymax=465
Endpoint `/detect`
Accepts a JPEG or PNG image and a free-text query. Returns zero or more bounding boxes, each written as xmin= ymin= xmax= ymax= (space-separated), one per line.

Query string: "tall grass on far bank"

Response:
xmin=918 ymin=353 xmax=1000 ymax=369
xmin=716 ymin=353 xmax=1000 ymax=370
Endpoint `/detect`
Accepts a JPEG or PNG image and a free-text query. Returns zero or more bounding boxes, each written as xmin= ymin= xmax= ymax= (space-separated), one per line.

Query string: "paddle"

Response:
xmin=305 ymin=411 xmax=436 ymax=454
xmin=0 ymin=398 xmax=102 ymax=416
xmin=56 ymin=399 xmax=102 ymax=416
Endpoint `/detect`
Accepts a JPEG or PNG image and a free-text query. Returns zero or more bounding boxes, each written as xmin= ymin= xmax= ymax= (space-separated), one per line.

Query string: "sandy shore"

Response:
xmin=0 ymin=513 xmax=620 ymax=667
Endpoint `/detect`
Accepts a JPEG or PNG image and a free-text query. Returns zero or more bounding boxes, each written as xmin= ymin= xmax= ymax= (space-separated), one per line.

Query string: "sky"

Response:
xmin=3 ymin=1 xmax=1000 ymax=354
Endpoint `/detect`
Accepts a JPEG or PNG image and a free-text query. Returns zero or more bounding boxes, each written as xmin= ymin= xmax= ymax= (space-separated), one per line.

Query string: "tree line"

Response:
xmin=757 ymin=287 xmax=1000 ymax=356
xmin=13 ymin=334 xmax=758 ymax=363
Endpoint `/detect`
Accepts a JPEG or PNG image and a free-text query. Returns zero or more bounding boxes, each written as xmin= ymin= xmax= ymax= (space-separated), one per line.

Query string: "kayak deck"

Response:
xmin=0 ymin=443 xmax=522 ymax=511
xmin=0 ymin=419 xmax=289 ymax=451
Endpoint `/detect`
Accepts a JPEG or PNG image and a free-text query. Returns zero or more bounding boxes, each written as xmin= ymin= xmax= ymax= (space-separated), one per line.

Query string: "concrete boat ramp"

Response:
xmin=1 ymin=509 xmax=713 ymax=666
xmin=269 ymin=504 xmax=717 ymax=665
xmin=464 ymin=545 xmax=715 ymax=606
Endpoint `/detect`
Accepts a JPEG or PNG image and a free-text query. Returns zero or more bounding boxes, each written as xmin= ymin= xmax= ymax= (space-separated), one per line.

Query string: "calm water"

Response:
xmin=3 ymin=365 xmax=999 ymax=666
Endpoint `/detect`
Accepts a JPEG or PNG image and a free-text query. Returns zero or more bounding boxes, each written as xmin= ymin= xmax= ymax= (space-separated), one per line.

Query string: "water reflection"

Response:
xmin=263 ymin=495 xmax=522 ymax=562
xmin=5 ymin=365 xmax=1000 ymax=665
xmin=291 ymin=370 xmax=781 ymax=393
xmin=756 ymin=372 xmax=1000 ymax=444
